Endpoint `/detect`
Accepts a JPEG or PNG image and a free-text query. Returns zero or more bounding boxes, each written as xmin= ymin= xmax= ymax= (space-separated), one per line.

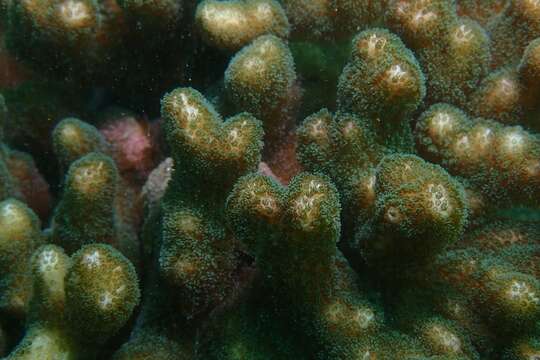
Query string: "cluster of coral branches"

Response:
xmin=0 ymin=0 xmax=539 ymax=359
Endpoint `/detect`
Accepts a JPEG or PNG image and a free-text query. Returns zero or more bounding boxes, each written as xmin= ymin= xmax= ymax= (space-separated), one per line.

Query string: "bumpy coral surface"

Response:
xmin=0 ymin=0 xmax=539 ymax=359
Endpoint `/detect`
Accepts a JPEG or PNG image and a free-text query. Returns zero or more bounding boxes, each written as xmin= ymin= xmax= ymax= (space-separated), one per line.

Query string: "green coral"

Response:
xmin=159 ymin=87 xmax=263 ymax=316
xmin=0 ymin=1 xmax=539 ymax=359
xmin=0 ymin=199 xmax=42 ymax=320
xmin=7 ymin=244 xmax=139 ymax=359
xmin=337 ymin=28 xmax=426 ymax=124
xmin=52 ymin=118 xmax=109 ymax=174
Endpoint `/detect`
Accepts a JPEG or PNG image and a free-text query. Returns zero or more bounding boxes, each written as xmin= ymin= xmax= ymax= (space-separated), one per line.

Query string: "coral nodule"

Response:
xmin=0 ymin=0 xmax=539 ymax=359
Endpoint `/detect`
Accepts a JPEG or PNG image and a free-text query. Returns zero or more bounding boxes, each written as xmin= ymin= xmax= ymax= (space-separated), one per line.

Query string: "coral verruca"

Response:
xmin=0 ymin=0 xmax=539 ymax=359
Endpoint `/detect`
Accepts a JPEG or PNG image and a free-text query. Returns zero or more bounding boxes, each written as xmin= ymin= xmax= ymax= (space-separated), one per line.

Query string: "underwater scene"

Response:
xmin=0 ymin=0 xmax=540 ymax=358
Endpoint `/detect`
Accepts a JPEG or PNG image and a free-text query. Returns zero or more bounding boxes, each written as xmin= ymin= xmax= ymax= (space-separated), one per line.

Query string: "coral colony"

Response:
xmin=0 ymin=0 xmax=540 ymax=359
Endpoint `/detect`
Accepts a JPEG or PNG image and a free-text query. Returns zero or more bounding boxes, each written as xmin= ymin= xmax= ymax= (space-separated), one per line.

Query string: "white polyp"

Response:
xmin=432 ymin=112 xmax=453 ymax=136
xmin=179 ymin=93 xmax=200 ymax=123
xmin=503 ymin=131 xmax=525 ymax=153
xmin=202 ymin=5 xmax=245 ymax=28
xmin=58 ymin=0 xmax=91 ymax=25
xmin=367 ymin=175 xmax=376 ymax=191
xmin=254 ymin=2 xmax=273 ymax=20
xmin=498 ymin=78 xmax=517 ymax=97
xmin=454 ymin=135 xmax=470 ymax=155
xmin=385 ymin=206 xmax=401 ymax=223
xmin=60 ymin=124 xmax=80 ymax=142
xmin=82 ymin=250 xmax=102 ymax=269
xmin=507 ymin=280 xmax=540 ymax=305
xmin=99 ymin=291 xmax=113 ymax=309
xmin=477 ymin=128 xmax=493 ymax=145
xmin=0 ymin=203 xmax=19 ymax=222
xmin=310 ymin=119 xmax=325 ymax=136
xmin=412 ymin=8 xmax=436 ymax=24
xmin=454 ymin=24 xmax=473 ymax=43
xmin=366 ymin=34 xmax=387 ymax=57
xmin=26 ymin=330 xmax=70 ymax=359
xmin=255 ymin=38 xmax=277 ymax=56
xmin=354 ymin=308 xmax=375 ymax=329
xmin=74 ymin=161 xmax=104 ymax=188
xmin=431 ymin=325 xmax=462 ymax=353
xmin=387 ymin=64 xmax=407 ymax=84
xmin=428 ymin=183 xmax=451 ymax=217
xmin=39 ymin=250 xmax=59 ymax=272
xmin=228 ymin=128 xmax=239 ymax=142
xmin=259 ymin=195 xmax=276 ymax=212
xmin=342 ymin=121 xmax=357 ymax=136
xmin=245 ymin=181 xmax=257 ymax=197
xmin=308 ymin=179 xmax=322 ymax=193
xmin=295 ymin=195 xmax=315 ymax=214
xmin=294 ymin=193 xmax=323 ymax=228
xmin=403 ymin=162 xmax=412 ymax=172
xmin=360 ymin=350 xmax=372 ymax=360
xmin=242 ymin=57 xmax=264 ymax=71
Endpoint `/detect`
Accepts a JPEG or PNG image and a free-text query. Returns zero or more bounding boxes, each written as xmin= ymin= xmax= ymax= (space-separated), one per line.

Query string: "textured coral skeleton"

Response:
xmin=0 ymin=0 xmax=539 ymax=359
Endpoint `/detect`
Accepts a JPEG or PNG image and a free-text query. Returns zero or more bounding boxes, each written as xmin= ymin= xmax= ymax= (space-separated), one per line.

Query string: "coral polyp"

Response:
xmin=0 ymin=0 xmax=539 ymax=359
